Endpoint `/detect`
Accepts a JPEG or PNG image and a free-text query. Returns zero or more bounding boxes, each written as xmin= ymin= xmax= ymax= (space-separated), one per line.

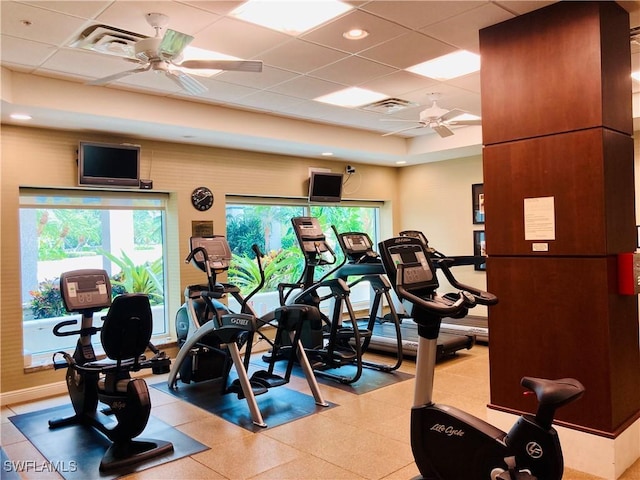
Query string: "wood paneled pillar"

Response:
xmin=479 ymin=1 xmax=640 ymax=436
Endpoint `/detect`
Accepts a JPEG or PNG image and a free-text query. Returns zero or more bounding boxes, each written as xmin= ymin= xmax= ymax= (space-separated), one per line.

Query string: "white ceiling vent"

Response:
xmin=69 ymin=25 xmax=147 ymax=59
xmin=360 ymin=97 xmax=417 ymax=114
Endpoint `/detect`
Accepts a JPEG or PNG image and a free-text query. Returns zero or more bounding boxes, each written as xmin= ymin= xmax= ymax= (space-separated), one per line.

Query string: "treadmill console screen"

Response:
xmin=60 ymin=269 xmax=112 ymax=312
xmin=343 ymin=234 xmax=372 ymax=253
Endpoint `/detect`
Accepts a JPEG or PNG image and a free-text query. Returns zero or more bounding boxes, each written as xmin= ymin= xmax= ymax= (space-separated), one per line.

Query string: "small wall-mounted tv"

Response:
xmin=308 ymin=171 xmax=344 ymax=203
xmin=78 ymin=141 xmax=140 ymax=187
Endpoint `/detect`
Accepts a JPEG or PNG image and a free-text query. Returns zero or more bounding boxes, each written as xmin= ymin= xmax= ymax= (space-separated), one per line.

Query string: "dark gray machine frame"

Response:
xmin=333 ymin=230 xmax=475 ymax=360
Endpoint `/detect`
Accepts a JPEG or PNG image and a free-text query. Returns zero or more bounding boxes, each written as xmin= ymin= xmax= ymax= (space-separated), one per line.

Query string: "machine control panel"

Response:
xmin=60 ymin=269 xmax=112 ymax=312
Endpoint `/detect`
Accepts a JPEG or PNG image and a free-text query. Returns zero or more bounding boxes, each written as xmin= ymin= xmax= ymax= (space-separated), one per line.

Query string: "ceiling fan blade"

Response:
xmin=438 ymin=108 xmax=467 ymax=122
xmin=382 ymin=125 xmax=424 ymax=137
xmin=379 ymin=118 xmax=421 ymax=123
xmin=432 ymin=123 xmax=454 ymax=138
xmin=159 ymin=29 xmax=193 ymax=59
xmin=165 ymin=70 xmax=207 ymax=95
xmin=87 ymin=64 xmax=151 ymax=85
xmin=447 ymin=119 xmax=482 ymax=126
xmin=179 ymin=59 xmax=263 ymax=72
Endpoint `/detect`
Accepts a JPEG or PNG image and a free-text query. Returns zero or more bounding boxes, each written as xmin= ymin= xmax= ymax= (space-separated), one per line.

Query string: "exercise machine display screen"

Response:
xmin=190 ymin=236 xmax=232 ymax=269
xmin=60 ymin=269 xmax=112 ymax=312
xmin=292 ymin=217 xmax=330 ymax=253
xmin=343 ymin=234 xmax=372 ymax=253
xmin=383 ymin=242 xmax=439 ymax=293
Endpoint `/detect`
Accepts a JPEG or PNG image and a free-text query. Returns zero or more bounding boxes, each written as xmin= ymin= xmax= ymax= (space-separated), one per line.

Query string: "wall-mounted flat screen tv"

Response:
xmin=308 ymin=171 xmax=343 ymax=203
xmin=78 ymin=141 xmax=140 ymax=187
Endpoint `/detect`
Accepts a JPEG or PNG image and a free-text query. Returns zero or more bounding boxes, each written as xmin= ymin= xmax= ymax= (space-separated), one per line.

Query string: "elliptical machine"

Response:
xmin=49 ymin=269 xmax=173 ymax=472
xmin=377 ymin=236 xmax=585 ymax=480
xmin=167 ymin=236 xmax=327 ymax=427
xmin=281 ymin=216 xmax=396 ymax=384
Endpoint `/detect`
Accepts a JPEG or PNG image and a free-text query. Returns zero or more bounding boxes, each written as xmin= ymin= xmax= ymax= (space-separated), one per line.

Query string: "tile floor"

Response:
xmin=2 ymin=345 xmax=639 ymax=479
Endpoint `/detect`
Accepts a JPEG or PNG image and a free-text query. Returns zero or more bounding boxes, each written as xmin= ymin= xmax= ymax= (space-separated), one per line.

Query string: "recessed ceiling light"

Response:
xmin=632 ymin=71 xmax=640 ymax=81
xmin=407 ymin=50 xmax=480 ymax=80
xmin=343 ymin=29 xmax=369 ymax=40
xmin=230 ymin=0 xmax=353 ymax=36
xmin=395 ymin=160 xmax=407 ymax=165
xmin=321 ymin=152 xmax=334 ymax=156
xmin=10 ymin=113 xmax=32 ymax=121
xmin=314 ymin=87 xmax=388 ymax=108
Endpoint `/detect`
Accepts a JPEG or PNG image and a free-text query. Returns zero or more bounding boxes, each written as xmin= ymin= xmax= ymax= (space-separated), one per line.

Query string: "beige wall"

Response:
xmin=398 ymin=155 xmax=489 ymax=313
xmin=0 ymin=125 xmax=400 ymax=394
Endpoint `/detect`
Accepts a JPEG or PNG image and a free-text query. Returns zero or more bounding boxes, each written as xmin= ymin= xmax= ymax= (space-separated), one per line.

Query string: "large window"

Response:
xmin=225 ymin=198 xmax=380 ymax=314
xmin=19 ymin=189 xmax=169 ymax=365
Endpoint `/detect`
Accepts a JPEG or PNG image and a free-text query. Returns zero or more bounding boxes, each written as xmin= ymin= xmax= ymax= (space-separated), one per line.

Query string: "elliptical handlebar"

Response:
xmin=240 ymin=244 xmax=266 ymax=313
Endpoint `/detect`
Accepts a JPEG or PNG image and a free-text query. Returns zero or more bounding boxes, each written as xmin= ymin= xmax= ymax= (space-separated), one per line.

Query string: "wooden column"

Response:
xmin=479 ymin=1 xmax=640 ymax=436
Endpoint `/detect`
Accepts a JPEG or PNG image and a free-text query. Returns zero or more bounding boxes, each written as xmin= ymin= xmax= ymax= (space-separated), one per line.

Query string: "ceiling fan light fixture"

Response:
xmin=407 ymin=50 xmax=480 ymax=80
xmin=230 ymin=0 xmax=353 ymax=35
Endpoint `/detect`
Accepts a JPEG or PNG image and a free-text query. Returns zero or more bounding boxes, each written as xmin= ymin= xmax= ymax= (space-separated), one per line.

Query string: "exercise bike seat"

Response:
xmin=101 ymin=294 xmax=153 ymax=366
xmin=521 ymin=376 xmax=585 ymax=408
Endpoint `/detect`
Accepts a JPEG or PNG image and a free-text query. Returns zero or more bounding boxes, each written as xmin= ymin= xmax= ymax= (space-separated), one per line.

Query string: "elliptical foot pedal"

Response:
xmin=227 ymin=378 xmax=268 ymax=399
xmin=250 ymin=370 xmax=287 ymax=388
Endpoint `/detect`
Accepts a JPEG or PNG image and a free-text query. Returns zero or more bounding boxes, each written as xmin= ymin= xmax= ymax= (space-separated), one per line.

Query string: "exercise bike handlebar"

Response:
xmin=435 ymin=259 xmax=498 ymax=306
xmin=395 ymin=264 xmax=470 ymax=316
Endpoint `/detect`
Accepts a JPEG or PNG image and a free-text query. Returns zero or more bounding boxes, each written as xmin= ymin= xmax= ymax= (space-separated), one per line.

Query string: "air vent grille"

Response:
xmin=69 ymin=24 xmax=147 ymax=59
xmin=360 ymin=97 xmax=417 ymax=114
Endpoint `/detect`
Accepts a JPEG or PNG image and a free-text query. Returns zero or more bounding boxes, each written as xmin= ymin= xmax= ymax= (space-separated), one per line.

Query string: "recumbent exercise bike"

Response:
xmin=49 ymin=269 xmax=173 ymax=472
xmin=378 ymin=236 xmax=585 ymax=480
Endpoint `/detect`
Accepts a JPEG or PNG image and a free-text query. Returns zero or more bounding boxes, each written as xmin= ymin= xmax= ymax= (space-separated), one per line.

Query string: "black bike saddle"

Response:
xmin=521 ymin=376 xmax=585 ymax=408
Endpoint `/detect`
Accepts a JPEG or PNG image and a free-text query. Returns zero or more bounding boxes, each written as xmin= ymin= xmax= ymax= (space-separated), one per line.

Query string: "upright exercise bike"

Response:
xmin=377 ymin=236 xmax=585 ymax=480
xmin=49 ymin=269 xmax=173 ymax=472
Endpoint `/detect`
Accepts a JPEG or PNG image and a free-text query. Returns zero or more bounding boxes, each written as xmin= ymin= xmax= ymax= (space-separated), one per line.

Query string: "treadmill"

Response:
xmin=399 ymin=230 xmax=489 ymax=343
xmin=333 ymin=229 xmax=475 ymax=360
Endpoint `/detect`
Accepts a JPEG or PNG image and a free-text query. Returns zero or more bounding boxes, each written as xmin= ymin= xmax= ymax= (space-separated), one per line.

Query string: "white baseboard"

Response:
xmin=487 ymin=409 xmax=640 ymax=480
xmin=0 ymin=381 xmax=68 ymax=407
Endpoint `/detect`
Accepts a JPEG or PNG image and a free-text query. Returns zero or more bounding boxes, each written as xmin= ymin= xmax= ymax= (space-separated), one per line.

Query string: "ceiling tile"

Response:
xmin=357 ymin=31 xmax=455 ymax=69
xmin=94 ymin=1 xmax=220 ymax=37
xmin=19 ymin=1 xmax=111 ymax=19
xmin=300 ymin=9 xmax=409 ymax=54
xmin=268 ymin=75 xmax=347 ymax=100
xmin=1 ymin=2 xmax=89 ymax=46
xmin=308 ymin=55 xmax=397 ymax=85
xmin=232 ymin=90 xmax=304 ymax=112
xmin=192 ymin=16 xmax=290 ymax=59
xmin=215 ymin=65 xmax=299 ymax=89
xmin=179 ymin=77 xmax=259 ymax=102
xmin=37 ymin=47 xmax=136 ymax=80
xmin=420 ymin=3 xmax=515 ymax=53
xmin=179 ymin=1 xmax=245 ymax=17
xmin=358 ymin=70 xmax=439 ymax=98
xmin=359 ymin=1 xmax=485 ymax=30
xmin=0 ymin=35 xmax=56 ymax=68
xmin=259 ymin=38 xmax=349 ymax=74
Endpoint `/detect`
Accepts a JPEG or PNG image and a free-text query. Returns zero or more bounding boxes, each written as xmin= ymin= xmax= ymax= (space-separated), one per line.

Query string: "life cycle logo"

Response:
xmin=526 ymin=441 xmax=543 ymax=459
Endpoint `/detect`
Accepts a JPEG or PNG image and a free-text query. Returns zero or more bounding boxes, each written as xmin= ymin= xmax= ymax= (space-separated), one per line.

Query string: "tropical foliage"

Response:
xmin=100 ymin=250 xmax=164 ymax=305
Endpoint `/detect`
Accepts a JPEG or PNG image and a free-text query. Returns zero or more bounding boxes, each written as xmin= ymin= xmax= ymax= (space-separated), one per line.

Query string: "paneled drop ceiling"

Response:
xmin=2 ymin=1 xmax=640 ymax=166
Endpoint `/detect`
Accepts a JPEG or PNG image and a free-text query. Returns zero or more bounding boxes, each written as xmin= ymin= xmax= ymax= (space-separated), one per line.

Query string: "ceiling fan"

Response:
xmin=86 ymin=13 xmax=263 ymax=95
xmin=381 ymin=95 xmax=481 ymax=138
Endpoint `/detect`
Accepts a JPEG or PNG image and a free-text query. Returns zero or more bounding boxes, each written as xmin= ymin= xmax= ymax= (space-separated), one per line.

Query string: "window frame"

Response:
xmin=19 ymin=187 xmax=172 ymax=367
